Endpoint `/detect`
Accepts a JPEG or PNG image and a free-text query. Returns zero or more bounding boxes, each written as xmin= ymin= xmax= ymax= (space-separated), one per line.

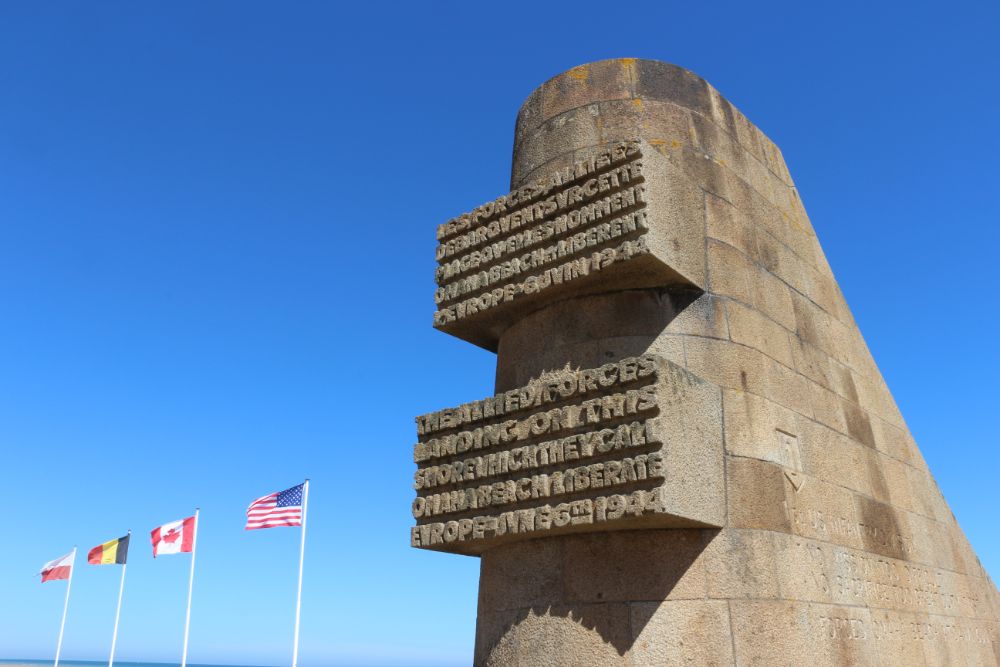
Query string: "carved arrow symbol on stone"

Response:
xmin=784 ymin=470 xmax=805 ymax=493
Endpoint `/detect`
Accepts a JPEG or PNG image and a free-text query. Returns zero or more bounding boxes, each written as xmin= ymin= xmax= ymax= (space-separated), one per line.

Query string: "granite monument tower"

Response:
xmin=410 ymin=59 xmax=1000 ymax=665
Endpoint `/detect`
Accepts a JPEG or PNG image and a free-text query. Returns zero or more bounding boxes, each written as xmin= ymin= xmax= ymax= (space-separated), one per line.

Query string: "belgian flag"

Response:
xmin=87 ymin=533 xmax=130 ymax=565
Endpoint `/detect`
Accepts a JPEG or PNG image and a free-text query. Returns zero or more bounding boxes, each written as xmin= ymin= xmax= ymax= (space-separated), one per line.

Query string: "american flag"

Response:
xmin=246 ymin=483 xmax=304 ymax=530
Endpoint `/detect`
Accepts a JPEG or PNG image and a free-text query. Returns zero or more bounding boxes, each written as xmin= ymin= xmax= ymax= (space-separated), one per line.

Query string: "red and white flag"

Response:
xmin=151 ymin=516 xmax=196 ymax=557
xmin=39 ymin=551 xmax=74 ymax=583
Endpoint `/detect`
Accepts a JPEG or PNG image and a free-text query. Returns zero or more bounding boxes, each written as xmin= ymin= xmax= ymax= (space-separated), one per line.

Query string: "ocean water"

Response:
xmin=0 ymin=662 xmax=271 ymax=667
xmin=0 ymin=658 xmax=426 ymax=667
xmin=0 ymin=659 xmax=425 ymax=667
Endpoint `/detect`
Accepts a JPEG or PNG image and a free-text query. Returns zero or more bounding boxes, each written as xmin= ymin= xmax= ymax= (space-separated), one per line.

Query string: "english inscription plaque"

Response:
xmin=411 ymin=354 xmax=723 ymax=554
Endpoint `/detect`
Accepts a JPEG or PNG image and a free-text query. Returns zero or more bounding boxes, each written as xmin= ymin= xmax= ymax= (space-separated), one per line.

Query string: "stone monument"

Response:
xmin=410 ymin=59 xmax=1000 ymax=665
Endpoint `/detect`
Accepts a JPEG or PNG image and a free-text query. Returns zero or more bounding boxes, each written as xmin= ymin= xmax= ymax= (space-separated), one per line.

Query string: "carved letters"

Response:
xmin=411 ymin=355 xmax=672 ymax=551
xmin=432 ymin=142 xmax=654 ymax=331
xmin=412 ymin=137 xmax=724 ymax=553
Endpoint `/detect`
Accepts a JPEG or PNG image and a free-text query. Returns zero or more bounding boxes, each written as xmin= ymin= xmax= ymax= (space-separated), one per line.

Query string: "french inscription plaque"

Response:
xmin=432 ymin=140 xmax=706 ymax=350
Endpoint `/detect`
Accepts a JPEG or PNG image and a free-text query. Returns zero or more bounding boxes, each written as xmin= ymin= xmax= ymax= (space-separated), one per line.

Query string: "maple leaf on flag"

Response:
xmin=151 ymin=516 xmax=196 ymax=557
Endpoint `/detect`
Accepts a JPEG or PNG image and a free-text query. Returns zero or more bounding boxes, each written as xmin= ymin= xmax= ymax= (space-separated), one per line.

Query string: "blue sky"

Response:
xmin=1 ymin=2 xmax=997 ymax=665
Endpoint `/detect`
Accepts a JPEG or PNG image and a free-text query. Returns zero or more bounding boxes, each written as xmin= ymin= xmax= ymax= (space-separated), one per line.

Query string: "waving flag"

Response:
xmin=244 ymin=480 xmax=311 ymax=667
xmin=151 ymin=516 xmax=196 ymax=557
xmin=40 ymin=551 xmax=75 ymax=583
xmin=88 ymin=534 xmax=130 ymax=565
xmin=246 ymin=483 xmax=304 ymax=530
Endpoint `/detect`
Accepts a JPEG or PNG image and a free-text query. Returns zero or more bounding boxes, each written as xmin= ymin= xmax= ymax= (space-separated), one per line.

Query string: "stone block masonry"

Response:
xmin=411 ymin=58 xmax=1000 ymax=665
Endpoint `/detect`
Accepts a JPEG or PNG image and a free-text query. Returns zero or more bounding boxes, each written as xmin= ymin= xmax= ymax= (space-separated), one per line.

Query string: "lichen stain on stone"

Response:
xmin=647 ymin=139 xmax=669 ymax=157
xmin=618 ymin=58 xmax=638 ymax=81
xmin=568 ymin=64 xmax=590 ymax=81
xmin=631 ymin=98 xmax=644 ymax=111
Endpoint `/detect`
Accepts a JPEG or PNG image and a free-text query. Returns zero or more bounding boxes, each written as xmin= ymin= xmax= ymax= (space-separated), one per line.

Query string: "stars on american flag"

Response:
xmin=277 ymin=484 xmax=303 ymax=508
xmin=246 ymin=483 xmax=305 ymax=530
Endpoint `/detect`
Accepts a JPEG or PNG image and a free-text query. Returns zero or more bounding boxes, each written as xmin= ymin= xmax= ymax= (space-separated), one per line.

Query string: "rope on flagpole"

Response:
xmin=181 ymin=509 xmax=199 ymax=667
xmin=292 ymin=479 xmax=309 ymax=667
xmin=54 ymin=547 xmax=76 ymax=667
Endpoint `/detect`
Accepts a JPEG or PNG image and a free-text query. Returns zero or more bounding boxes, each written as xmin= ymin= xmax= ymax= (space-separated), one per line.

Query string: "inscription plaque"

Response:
xmin=411 ymin=354 xmax=724 ymax=554
xmin=432 ymin=140 xmax=706 ymax=350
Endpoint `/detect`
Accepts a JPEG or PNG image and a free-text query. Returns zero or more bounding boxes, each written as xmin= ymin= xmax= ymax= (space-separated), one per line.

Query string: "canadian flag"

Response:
xmin=151 ymin=516 xmax=196 ymax=557
xmin=40 ymin=550 xmax=75 ymax=583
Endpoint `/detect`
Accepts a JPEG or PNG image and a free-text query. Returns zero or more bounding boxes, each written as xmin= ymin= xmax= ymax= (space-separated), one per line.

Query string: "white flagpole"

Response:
xmin=54 ymin=547 xmax=76 ymax=667
xmin=292 ymin=479 xmax=309 ymax=667
xmin=181 ymin=509 xmax=199 ymax=667
xmin=108 ymin=531 xmax=129 ymax=667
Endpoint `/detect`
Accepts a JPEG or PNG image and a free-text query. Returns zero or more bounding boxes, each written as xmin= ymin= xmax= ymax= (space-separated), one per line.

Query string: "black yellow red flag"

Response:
xmin=87 ymin=534 xmax=129 ymax=565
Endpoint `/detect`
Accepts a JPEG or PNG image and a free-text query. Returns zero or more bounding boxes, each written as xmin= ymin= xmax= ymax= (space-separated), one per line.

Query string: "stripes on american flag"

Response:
xmin=245 ymin=483 xmax=304 ymax=530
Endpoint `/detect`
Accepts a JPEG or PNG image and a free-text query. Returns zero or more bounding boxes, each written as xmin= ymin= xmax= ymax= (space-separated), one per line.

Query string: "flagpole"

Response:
xmin=54 ymin=547 xmax=76 ymax=667
xmin=292 ymin=479 xmax=309 ymax=667
xmin=108 ymin=531 xmax=129 ymax=667
xmin=181 ymin=509 xmax=199 ymax=667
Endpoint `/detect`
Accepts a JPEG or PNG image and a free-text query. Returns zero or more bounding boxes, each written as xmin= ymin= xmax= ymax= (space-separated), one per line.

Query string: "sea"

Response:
xmin=0 ymin=658 xmax=435 ymax=667
xmin=0 ymin=662 xmax=274 ymax=667
xmin=0 ymin=659 xmax=433 ymax=667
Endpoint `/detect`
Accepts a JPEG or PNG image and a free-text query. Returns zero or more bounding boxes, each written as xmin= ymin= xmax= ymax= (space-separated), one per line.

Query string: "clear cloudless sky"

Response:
xmin=1 ymin=2 xmax=997 ymax=665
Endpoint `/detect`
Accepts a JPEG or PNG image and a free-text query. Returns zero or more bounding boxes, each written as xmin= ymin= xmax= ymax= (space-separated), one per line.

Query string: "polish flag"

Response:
xmin=40 ymin=551 xmax=74 ymax=583
xmin=151 ymin=516 xmax=196 ymax=557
